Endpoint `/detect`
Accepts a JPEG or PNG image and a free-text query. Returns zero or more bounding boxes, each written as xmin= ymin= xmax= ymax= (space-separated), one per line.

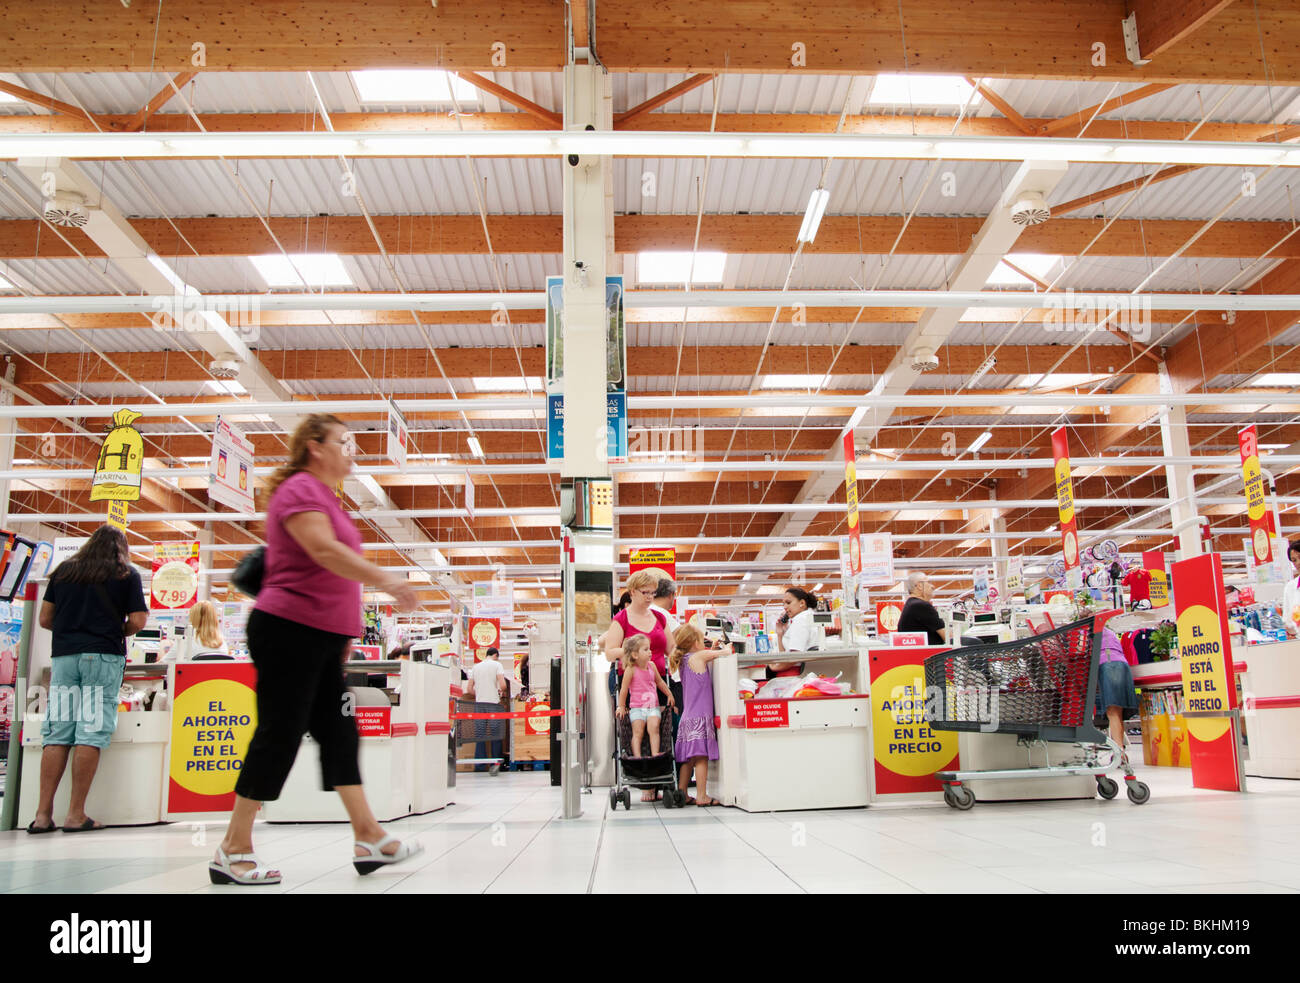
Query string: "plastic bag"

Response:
xmin=737 ymin=677 xmax=758 ymax=700
xmin=755 ymin=675 xmax=804 ymax=699
xmin=797 ymin=673 xmax=844 ymax=696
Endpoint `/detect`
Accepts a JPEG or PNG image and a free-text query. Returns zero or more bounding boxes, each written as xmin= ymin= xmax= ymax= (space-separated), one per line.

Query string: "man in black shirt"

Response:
xmin=896 ymin=571 xmax=947 ymax=645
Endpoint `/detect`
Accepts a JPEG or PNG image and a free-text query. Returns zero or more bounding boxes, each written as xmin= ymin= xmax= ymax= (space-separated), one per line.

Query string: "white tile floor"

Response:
xmin=2 ymin=764 xmax=1299 ymax=893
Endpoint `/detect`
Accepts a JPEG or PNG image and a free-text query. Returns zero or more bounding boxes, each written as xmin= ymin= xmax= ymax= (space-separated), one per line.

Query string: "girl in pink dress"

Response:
xmin=616 ymin=635 xmax=674 ymax=757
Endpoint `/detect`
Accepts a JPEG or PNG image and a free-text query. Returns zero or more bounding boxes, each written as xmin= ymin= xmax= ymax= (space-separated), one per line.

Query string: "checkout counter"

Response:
xmin=14 ymin=579 xmax=452 ymax=827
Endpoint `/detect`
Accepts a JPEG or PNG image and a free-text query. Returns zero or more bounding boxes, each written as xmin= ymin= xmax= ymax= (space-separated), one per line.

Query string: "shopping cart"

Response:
xmin=923 ymin=610 xmax=1150 ymax=810
xmin=454 ymin=698 xmax=509 ymax=776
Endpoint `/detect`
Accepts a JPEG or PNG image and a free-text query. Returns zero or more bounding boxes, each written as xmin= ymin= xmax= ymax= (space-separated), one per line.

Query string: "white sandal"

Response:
xmin=209 ymin=846 xmax=282 ymax=886
xmin=353 ymin=834 xmax=424 ymax=875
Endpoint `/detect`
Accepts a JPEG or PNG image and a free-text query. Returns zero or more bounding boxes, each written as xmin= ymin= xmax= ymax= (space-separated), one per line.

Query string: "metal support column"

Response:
xmin=0 ymin=360 xmax=16 ymax=528
xmin=989 ymin=489 xmax=1008 ymax=600
xmin=1158 ymin=362 xmax=1202 ymax=560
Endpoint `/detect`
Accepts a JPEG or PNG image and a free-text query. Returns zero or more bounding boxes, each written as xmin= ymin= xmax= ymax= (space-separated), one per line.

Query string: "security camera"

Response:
xmin=567 ymin=154 xmax=580 ymax=167
xmin=574 ymin=261 xmax=586 ymax=270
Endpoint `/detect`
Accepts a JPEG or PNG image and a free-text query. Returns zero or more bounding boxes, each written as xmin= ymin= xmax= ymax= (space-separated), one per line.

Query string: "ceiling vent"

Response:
xmin=208 ymin=354 xmax=242 ymax=379
xmin=43 ymin=190 xmax=90 ymax=228
xmin=910 ymin=347 xmax=940 ymax=373
xmin=1009 ymin=190 xmax=1051 ymax=226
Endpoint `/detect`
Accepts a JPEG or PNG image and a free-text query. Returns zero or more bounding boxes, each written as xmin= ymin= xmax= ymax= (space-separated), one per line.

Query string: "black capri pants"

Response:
xmin=234 ymin=609 xmax=362 ymax=801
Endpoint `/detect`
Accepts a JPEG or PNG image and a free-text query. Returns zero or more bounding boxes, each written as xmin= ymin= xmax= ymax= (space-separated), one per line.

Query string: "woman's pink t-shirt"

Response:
xmin=255 ymin=471 xmax=363 ymax=638
xmin=614 ymin=607 xmax=668 ymax=676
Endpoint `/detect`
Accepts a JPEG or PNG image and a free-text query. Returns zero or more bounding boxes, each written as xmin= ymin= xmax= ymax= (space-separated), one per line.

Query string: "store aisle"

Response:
xmin=2 ymin=766 xmax=1300 ymax=894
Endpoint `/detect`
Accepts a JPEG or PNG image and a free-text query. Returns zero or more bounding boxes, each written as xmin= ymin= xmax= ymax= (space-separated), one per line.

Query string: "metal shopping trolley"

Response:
xmin=454 ymin=698 xmax=509 ymax=776
xmin=923 ymin=610 xmax=1150 ymax=810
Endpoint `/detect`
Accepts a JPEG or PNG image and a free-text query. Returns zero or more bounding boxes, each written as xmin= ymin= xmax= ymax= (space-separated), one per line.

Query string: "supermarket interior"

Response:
xmin=1 ymin=2 xmax=1300 ymax=912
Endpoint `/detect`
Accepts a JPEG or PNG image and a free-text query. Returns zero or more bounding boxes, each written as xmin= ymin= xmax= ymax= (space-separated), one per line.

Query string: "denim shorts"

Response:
xmin=629 ymin=706 xmax=661 ymax=723
xmin=41 ymin=654 xmax=125 ymax=749
xmin=1094 ymin=659 xmax=1139 ymax=716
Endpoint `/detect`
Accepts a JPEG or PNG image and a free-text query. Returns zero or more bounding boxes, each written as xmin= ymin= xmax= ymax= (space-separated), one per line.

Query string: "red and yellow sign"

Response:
xmin=151 ymin=540 xmax=200 ymax=610
xmin=1142 ymin=550 xmax=1170 ymax=608
xmin=166 ymin=662 xmax=258 ymax=816
xmin=744 ymin=701 xmax=789 ymax=729
xmin=468 ymin=617 xmax=500 ymax=655
xmin=106 ymin=499 xmax=129 ymax=531
xmin=869 ymin=647 xmax=959 ymax=796
xmin=524 ymin=699 xmax=551 ymax=736
xmin=1171 ymin=552 xmax=1242 ymax=791
xmin=629 ymin=546 xmax=676 ymax=611
xmin=1051 ymin=426 xmax=1080 ymax=573
xmin=1239 ymin=425 xmax=1272 ymax=567
xmin=843 ymin=431 xmax=861 ymax=575
xmin=876 ymin=600 xmax=904 ymax=635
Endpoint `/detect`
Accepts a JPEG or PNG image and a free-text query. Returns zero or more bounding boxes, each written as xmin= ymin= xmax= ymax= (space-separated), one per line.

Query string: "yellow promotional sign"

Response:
xmin=106 ymin=499 xmax=129 ymax=531
xmin=1177 ymin=603 xmax=1232 ymax=717
xmin=166 ymin=662 xmax=258 ymax=815
xmin=873 ymin=665 xmax=959 ymax=779
xmin=1148 ymin=569 xmax=1169 ymax=608
xmin=90 ymin=409 xmax=144 ymax=502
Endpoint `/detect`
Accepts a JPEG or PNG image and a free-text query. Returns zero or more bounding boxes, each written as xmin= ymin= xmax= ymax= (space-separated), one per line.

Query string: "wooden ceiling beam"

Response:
xmin=964 ymin=78 xmax=1034 ymax=136
xmin=1127 ymin=0 xmax=1239 ymax=63
xmin=615 ymin=73 xmax=716 ymax=126
xmin=453 ymin=71 xmax=562 ymax=127
xmin=0 ymin=79 xmax=96 ymax=123
xmin=123 ymin=70 xmax=200 ymax=132
xmin=1037 ymin=83 xmax=1178 ymax=137
xmin=4 ymin=215 xmax=1299 ymax=260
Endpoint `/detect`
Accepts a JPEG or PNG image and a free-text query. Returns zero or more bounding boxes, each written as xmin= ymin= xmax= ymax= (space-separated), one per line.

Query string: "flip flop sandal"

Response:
xmin=26 ymin=821 xmax=57 ymax=835
xmin=353 ymin=834 xmax=425 ymax=876
xmin=61 ymin=818 xmax=104 ymax=833
xmin=208 ymin=846 xmax=282 ymax=886
xmin=683 ymin=796 xmax=697 ymax=806
xmin=696 ymin=799 xmax=722 ymax=807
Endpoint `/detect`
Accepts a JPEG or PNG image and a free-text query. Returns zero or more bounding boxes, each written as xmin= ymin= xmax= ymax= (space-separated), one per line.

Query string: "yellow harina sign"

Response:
xmin=90 ymin=409 xmax=144 ymax=503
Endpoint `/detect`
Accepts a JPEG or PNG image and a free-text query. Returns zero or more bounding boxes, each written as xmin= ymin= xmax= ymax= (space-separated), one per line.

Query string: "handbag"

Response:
xmin=230 ymin=547 xmax=266 ymax=597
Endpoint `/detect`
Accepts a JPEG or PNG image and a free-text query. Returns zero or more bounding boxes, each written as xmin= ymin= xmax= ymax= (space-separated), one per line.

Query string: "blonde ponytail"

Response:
xmin=669 ymin=624 xmax=704 ymax=674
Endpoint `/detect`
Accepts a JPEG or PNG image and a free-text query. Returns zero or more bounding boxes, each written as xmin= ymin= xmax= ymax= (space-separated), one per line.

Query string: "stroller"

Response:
xmin=610 ymin=706 xmax=688 ymax=810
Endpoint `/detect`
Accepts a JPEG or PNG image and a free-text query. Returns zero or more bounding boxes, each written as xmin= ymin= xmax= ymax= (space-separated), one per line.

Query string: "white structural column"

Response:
xmin=559 ymin=63 xmax=615 ymax=819
xmin=1158 ymin=362 xmax=1203 ymax=560
xmin=989 ymin=489 xmax=1008 ymax=600
xmin=0 ymin=361 xmax=14 ymax=527
xmin=561 ymin=64 xmax=613 ymax=480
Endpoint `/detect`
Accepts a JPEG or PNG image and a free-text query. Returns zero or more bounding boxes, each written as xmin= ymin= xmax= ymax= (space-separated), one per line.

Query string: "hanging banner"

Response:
xmin=472 ymin=580 xmax=514 ymax=621
xmin=91 ymin=408 xmax=144 ymax=502
xmin=1051 ymin=426 xmax=1081 ymax=583
xmin=208 ymin=416 xmax=256 ymax=514
xmin=106 ymin=500 xmax=130 ymax=531
xmin=1239 ymin=425 xmax=1272 ymax=568
xmin=151 ymin=541 xmax=201 ymax=610
xmin=1171 ymin=552 xmax=1243 ymax=792
xmin=972 ymin=567 xmax=990 ymax=606
xmin=165 ymin=661 xmax=258 ymax=818
xmin=544 ymin=275 xmax=628 ymax=462
xmin=842 ymin=431 xmax=862 ymax=575
xmin=386 ymin=404 xmax=409 ymax=468
xmin=1006 ymin=556 xmax=1024 ymax=594
xmin=467 ymin=617 xmax=501 ymax=658
xmin=858 ymin=533 xmax=894 ymax=588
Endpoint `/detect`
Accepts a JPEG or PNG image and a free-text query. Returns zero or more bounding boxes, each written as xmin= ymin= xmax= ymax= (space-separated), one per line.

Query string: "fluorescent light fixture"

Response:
xmin=1260 ymin=443 xmax=1290 ymax=449
xmin=352 ymin=70 xmax=478 ymax=105
xmin=204 ymin=379 xmax=248 ymax=396
xmin=474 ymin=376 xmax=542 ymax=392
xmin=1019 ymin=373 xmax=1107 ymax=390
xmin=1249 ymin=373 xmax=1300 ymax=387
xmin=967 ymin=431 xmax=993 ymax=454
xmin=812 ymin=582 xmax=824 ymax=592
xmin=740 ymin=573 xmax=752 ymax=582
xmin=968 ymin=354 xmax=997 ymax=386
xmin=987 ymin=254 xmax=1062 ymax=286
xmin=637 ymin=251 xmax=726 ymax=284
xmin=1043 ymin=524 xmax=1057 ymax=534
xmin=797 ymin=188 xmax=831 ymax=243
xmin=249 ymin=253 xmax=352 ymax=288
xmin=467 ymin=436 xmax=485 ymax=458
xmin=868 ymin=74 xmax=980 ymax=106
xmin=794 ymin=542 xmax=825 ymax=551
xmin=761 ymin=374 xmax=826 ymax=389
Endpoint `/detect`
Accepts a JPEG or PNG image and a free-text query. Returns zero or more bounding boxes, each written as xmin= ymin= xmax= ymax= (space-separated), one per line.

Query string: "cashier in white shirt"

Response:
xmin=770 ymin=586 xmax=818 ymax=680
xmin=1283 ymin=540 xmax=1300 ymax=634
xmin=468 ymin=646 xmax=508 ymax=706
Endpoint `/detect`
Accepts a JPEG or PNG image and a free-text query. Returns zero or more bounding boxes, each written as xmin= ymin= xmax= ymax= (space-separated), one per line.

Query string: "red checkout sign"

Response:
xmin=744 ymin=701 xmax=790 ymax=729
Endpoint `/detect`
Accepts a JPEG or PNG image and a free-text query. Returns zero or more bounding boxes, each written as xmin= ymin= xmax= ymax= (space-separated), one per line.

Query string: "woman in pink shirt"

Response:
xmin=604 ymin=569 xmax=671 ymax=797
xmin=211 ymin=414 xmax=421 ymax=886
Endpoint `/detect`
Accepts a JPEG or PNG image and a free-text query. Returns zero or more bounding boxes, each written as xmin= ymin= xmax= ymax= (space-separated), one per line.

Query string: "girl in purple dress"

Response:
xmin=669 ymin=625 xmax=729 ymax=806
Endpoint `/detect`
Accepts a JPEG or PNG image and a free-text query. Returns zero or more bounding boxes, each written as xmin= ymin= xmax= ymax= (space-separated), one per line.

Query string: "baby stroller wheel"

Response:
xmin=672 ymin=789 xmax=688 ymax=808
xmin=663 ymin=790 xmax=676 ymax=809
xmin=1126 ymin=780 xmax=1151 ymax=805
xmin=610 ymin=788 xmax=619 ymax=810
xmin=1096 ymin=776 xmax=1119 ymax=799
xmin=620 ymin=788 xmax=631 ymax=809
xmin=489 ymin=763 xmax=500 ymax=777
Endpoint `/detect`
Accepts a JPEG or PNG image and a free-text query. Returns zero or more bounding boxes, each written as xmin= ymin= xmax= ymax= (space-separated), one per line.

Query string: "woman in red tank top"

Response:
xmin=604 ymin=569 xmax=670 ymax=799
